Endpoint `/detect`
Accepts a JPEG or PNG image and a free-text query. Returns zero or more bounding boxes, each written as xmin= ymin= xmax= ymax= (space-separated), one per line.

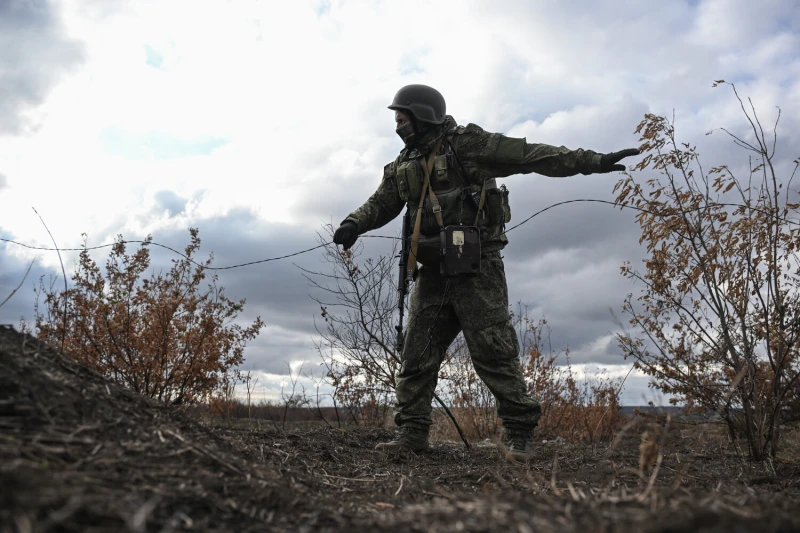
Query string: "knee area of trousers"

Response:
xmin=470 ymin=328 xmax=519 ymax=361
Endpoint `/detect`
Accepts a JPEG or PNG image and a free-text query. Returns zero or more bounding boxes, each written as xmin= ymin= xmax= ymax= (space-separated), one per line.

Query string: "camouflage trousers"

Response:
xmin=394 ymin=251 xmax=542 ymax=432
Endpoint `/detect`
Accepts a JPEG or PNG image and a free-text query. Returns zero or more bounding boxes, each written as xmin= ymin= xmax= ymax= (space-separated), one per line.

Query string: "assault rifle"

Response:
xmin=395 ymin=210 xmax=411 ymax=355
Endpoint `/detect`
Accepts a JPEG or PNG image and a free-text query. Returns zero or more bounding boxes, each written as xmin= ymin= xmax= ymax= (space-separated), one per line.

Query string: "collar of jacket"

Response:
xmin=403 ymin=115 xmax=458 ymax=160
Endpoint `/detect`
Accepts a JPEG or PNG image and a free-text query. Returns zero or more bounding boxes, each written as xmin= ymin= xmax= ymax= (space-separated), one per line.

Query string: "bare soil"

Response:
xmin=2 ymin=325 xmax=799 ymax=532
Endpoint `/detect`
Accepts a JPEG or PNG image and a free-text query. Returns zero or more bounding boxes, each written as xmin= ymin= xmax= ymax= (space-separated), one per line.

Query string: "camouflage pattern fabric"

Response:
xmin=341 ymin=115 xmax=603 ymax=433
xmin=395 ymin=251 xmax=542 ymax=432
xmin=342 ymin=115 xmax=602 ymax=240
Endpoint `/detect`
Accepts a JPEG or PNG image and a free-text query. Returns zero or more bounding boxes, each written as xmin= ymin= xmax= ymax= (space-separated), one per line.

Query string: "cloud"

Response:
xmin=0 ymin=0 xmax=86 ymax=136
xmin=0 ymin=173 xmax=7 ymax=190
xmin=100 ymin=128 xmax=230 ymax=160
xmin=0 ymin=207 xmax=337 ymax=375
xmin=152 ymin=190 xmax=187 ymax=217
xmin=143 ymin=44 xmax=164 ymax=69
xmin=1 ymin=0 xmax=798 ymax=404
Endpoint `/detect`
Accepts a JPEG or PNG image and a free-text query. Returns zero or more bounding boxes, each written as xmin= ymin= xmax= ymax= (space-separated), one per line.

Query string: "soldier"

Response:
xmin=332 ymin=84 xmax=638 ymax=463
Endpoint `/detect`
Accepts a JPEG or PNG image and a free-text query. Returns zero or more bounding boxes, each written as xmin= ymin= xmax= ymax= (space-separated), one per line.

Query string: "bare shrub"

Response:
xmin=614 ymin=82 xmax=800 ymax=459
xmin=304 ymin=232 xmax=399 ymax=427
xmin=33 ymin=228 xmax=263 ymax=405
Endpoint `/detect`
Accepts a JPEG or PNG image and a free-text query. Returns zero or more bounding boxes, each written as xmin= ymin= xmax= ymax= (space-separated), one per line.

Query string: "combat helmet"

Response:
xmin=388 ymin=84 xmax=446 ymax=125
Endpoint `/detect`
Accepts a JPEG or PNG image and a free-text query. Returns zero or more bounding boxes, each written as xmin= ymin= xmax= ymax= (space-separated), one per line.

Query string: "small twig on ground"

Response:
xmin=566 ymin=481 xmax=584 ymax=502
xmin=128 ymin=496 xmax=160 ymax=533
xmin=603 ymin=411 xmax=639 ymax=456
xmin=321 ymin=474 xmax=380 ymax=482
xmin=421 ymin=489 xmax=454 ymax=500
xmin=433 ymin=393 xmax=472 ymax=449
xmin=38 ymin=496 xmax=83 ymax=531
xmin=591 ymin=363 xmax=636 ymax=450
xmin=637 ymin=452 xmax=664 ymax=502
xmin=549 ymin=453 xmax=562 ymax=497
xmin=163 ymin=428 xmax=244 ymax=476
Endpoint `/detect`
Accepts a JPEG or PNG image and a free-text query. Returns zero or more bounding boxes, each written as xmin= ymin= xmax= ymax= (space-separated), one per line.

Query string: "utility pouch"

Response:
xmin=411 ymin=234 xmax=443 ymax=267
xmin=433 ymin=154 xmax=449 ymax=187
xmin=440 ymin=225 xmax=481 ymax=277
xmin=485 ymin=184 xmax=511 ymax=225
xmin=396 ymin=160 xmax=423 ymax=202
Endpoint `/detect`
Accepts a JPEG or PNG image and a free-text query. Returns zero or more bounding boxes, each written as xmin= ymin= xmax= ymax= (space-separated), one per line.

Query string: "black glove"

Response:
xmin=333 ymin=221 xmax=359 ymax=250
xmin=600 ymin=148 xmax=640 ymax=173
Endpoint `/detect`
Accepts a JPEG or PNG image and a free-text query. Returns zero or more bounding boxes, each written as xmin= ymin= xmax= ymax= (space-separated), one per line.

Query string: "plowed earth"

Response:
xmin=1 ymin=325 xmax=799 ymax=532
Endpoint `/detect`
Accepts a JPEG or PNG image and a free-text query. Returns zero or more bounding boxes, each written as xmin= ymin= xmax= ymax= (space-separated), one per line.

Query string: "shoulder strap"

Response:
xmin=407 ymin=137 xmax=443 ymax=279
xmin=426 ymin=184 xmax=445 ymax=228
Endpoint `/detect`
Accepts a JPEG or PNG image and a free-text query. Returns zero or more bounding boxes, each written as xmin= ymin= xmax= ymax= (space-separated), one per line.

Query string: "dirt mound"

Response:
xmin=0 ymin=326 xmax=315 ymax=532
xmin=2 ymin=324 xmax=800 ymax=533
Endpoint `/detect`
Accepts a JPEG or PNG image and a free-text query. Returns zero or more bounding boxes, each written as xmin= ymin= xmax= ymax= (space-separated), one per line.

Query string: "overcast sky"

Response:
xmin=1 ymin=0 xmax=799 ymax=406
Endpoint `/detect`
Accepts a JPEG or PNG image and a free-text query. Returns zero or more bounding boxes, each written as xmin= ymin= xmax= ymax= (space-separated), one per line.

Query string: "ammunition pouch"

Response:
xmin=483 ymin=184 xmax=511 ymax=226
xmin=396 ymin=159 xmax=423 ymax=203
xmin=412 ymin=184 xmax=512 ymax=237
xmin=413 ymin=188 xmax=479 ymax=237
xmin=410 ymin=234 xmax=442 ymax=267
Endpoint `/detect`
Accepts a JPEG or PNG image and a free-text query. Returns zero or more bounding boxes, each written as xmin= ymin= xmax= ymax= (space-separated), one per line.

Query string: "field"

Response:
xmin=2 ymin=325 xmax=799 ymax=532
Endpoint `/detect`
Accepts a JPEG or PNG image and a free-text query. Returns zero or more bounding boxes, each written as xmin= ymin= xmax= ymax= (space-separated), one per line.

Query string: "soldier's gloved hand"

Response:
xmin=333 ymin=221 xmax=359 ymax=250
xmin=600 ymin=148 xmax=640 ymax=173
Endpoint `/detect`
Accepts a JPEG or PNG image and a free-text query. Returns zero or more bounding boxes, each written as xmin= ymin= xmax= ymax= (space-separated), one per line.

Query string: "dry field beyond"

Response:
xmin=1 ymin=325 xmax=799 ymax=533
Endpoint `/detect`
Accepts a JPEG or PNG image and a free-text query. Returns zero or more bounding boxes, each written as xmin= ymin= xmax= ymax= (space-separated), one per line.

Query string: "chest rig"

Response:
xmin=398 ymin=136 xmax=488 ymax=277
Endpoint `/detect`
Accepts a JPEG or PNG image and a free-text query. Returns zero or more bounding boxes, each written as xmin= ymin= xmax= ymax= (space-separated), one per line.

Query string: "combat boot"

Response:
xmin=505 ymin=428 xmax=534 ymax=464
xmin=374 ymin=425 xmax=429 ymax=453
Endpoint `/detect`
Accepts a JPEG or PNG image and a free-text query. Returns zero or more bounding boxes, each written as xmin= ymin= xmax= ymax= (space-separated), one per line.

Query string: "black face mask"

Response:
xmin=396 ymin=122 xmax=416 ymax=146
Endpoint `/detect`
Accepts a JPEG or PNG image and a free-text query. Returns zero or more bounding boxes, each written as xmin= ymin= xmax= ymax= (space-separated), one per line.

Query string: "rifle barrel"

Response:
xmin=396 ymin=211 xmax=411 ymax=354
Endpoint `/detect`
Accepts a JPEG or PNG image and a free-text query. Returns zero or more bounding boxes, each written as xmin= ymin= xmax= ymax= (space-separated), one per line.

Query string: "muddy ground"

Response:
xmin=1 ymin=325 xmax=799 ymax=532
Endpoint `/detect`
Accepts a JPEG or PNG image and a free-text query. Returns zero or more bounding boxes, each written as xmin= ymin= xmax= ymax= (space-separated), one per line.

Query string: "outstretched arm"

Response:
xmin=334 ymin=163 xmax=405 ymax=250
xmin=453 ymin=124 xmax=638 ymax=180
xmin=506 ymin=139 xmax=603 ymax=177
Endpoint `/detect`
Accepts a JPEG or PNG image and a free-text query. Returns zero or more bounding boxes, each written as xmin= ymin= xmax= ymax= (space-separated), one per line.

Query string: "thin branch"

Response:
xmin=0 ymin=256 xmax=36 ymax=310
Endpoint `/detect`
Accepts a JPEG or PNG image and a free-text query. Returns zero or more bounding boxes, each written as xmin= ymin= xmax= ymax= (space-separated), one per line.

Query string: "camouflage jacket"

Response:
xmin=343 ymin=115 xmax=602 ymax=256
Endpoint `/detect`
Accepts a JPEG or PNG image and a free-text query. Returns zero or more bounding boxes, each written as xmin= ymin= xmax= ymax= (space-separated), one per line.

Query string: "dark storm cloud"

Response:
xmin=0 ymin=208 xmax=354 ymax=374
xmin=0 ymin=0 xmax=86 ymax=136
xmin=152 ymin=190 xmax=187 ymax=217
xmin=109 ymin=208 xmax=384 ymax=375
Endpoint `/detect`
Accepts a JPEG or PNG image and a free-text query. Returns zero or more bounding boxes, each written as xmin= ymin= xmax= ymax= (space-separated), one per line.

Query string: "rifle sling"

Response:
xmin=407 ymin=137 xmax=443 ymax=280
xmin=473 ymin=179 xmax=488 ymax=226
